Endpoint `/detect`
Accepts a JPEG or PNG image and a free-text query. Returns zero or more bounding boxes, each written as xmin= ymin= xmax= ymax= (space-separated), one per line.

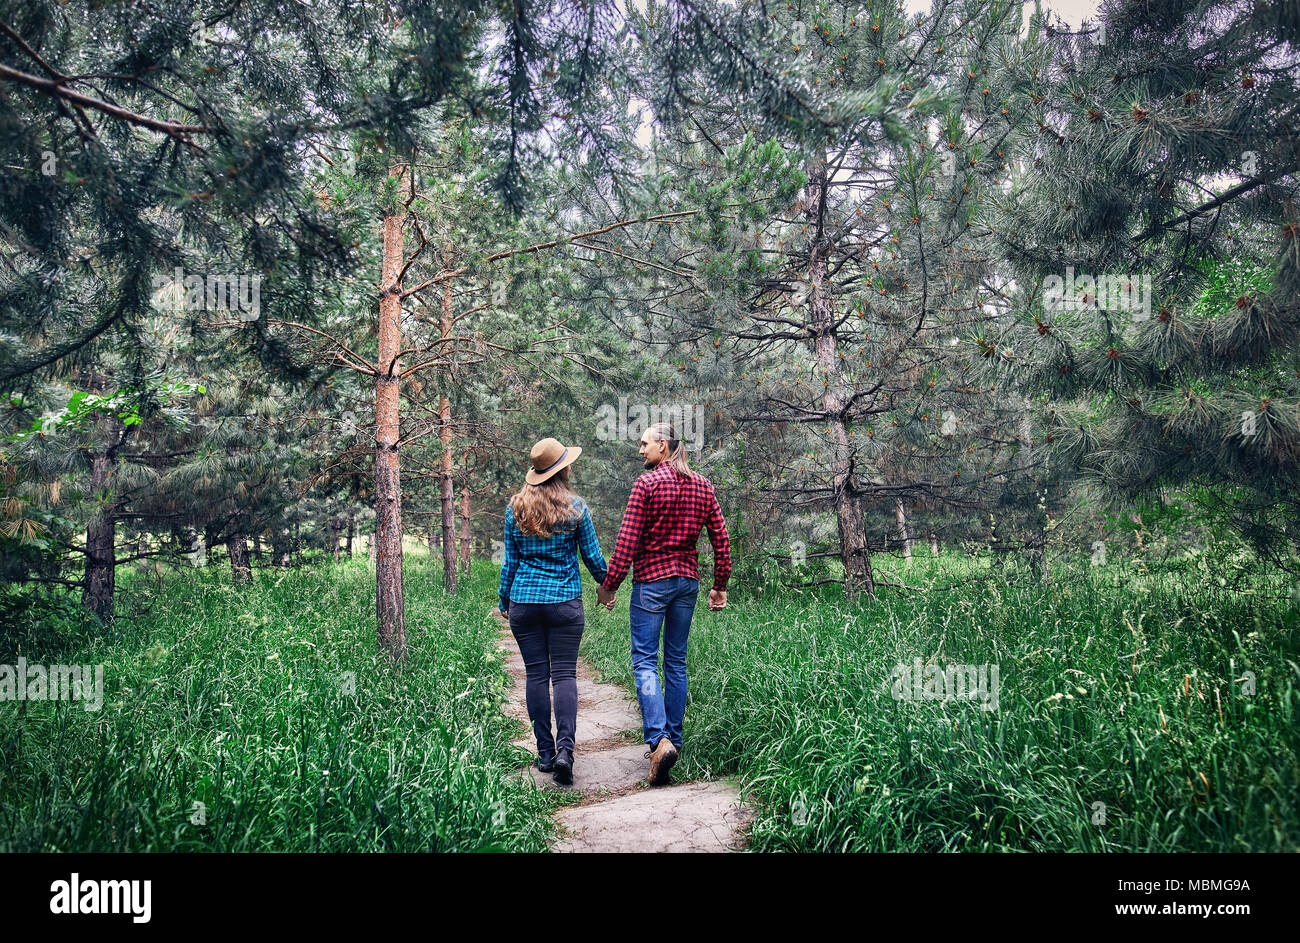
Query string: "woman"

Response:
xmin=498 ymin=437 xmax=608 ymax=785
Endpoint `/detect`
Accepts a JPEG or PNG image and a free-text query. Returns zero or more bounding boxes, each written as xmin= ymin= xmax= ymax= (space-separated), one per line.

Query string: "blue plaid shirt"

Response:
xmin=498 ymin=497 xmax=608 ymax=612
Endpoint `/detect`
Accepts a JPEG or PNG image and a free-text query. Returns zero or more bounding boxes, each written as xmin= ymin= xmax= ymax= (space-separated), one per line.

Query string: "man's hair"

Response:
xmin=646 ymin=422 xmax=693 ymax=478
xmin=509 ymin=465 xmax=579 ymax=537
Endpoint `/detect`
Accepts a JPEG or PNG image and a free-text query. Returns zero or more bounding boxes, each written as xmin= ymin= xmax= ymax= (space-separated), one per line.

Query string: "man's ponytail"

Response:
xmin=646 ymin=421 xmax=693 ymax=478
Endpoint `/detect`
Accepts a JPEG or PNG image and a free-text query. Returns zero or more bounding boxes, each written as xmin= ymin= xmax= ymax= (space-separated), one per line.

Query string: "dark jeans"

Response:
xmin=508 ymin=597 xmax=585 ymax=758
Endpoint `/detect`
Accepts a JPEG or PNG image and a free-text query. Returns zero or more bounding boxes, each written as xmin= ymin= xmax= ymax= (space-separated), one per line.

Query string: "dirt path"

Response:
xmin=492 ymin=610 xmax=753 ymax=852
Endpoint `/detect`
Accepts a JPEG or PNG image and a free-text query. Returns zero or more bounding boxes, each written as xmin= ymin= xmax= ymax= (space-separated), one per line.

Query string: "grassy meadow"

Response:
xmin=581 ymin=551 xmax=1300 ymax=852
xmin=2 ymin=547 xmax=1296 ymax=852
xmin=0 ymin=555 xmax=553 ymax=852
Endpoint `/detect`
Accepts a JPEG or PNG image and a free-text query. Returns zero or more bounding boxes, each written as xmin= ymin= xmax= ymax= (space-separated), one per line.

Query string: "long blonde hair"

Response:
xmin=647 ymin=422 xmax=693 ymax=478
xmin=509 ymin=465 xmax=579 ymax=537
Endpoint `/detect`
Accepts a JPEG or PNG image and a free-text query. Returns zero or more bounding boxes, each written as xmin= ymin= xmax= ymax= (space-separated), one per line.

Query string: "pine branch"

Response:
xmin=0 ymin=63 xmax=216 ymax=151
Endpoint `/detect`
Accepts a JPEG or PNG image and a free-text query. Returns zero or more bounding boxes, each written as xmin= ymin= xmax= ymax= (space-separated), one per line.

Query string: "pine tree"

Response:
xmin=571 ymin=0 xmax=1048 ymax=597
xmin=990 ymin=0 xmax=1300 ymax=563
xmin=3 ymin=0 xmax=818 ymax=646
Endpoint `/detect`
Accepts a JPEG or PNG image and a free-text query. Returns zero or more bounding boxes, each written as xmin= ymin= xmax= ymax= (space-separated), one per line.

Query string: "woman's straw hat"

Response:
xmin=526 ymin=437 xmax=582 ymax=485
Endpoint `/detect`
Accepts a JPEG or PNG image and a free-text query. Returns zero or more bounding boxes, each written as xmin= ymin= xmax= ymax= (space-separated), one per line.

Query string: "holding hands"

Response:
xmin=596 ymin=584 xmax=617 ymax=611
xmin=597 ymin=585 xmax=725 ymax=611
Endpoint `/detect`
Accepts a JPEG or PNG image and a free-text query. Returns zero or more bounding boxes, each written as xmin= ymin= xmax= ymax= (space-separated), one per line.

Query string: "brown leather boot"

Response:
xmin=646 ymin=737 xmax=678 ymax=786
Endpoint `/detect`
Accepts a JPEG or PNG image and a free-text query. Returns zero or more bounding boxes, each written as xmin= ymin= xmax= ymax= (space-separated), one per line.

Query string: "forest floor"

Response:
xmin=491 ymin=609 xmax=753 ymax=851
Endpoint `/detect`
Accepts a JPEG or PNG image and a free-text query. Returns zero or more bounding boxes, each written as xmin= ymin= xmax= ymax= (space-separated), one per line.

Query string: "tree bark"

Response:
xmin=374 ymin=159 xmax=409 ymax=662
xmin=82 ymin=440 xmax=117 ymax=623
xmin=228 ymin=528 xmax=252 ymax=584
xmin=1017 ymin=407 xmax=1049 ymax=580
xmin=439 ymin=277 xmax=458 ymax=594
xmin=459 ymin=486 xmax=472 ymax=576
xmin=894 ymin=496 xmax=915 ymax=561
xmin=805 ymin=154 xmax=874 ymax=599
xmin=346 ymin=507 xmax=354 ymax=556
xmin=895 ymin=498 xmax=913 ymax=563
xmin=204 ymin=522 xmax=221 ymax=559
xmin=271 ymin=527 xmax=290 ymax=567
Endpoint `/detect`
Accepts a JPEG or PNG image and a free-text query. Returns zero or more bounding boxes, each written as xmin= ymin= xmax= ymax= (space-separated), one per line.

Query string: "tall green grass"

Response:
xmin=0 ymin=559 xmax=552 ymax=852
xmin=580 ymin=552 xmax=1300 ymax=851
xmin=6 ymin=550 xmax=1296 ymax=852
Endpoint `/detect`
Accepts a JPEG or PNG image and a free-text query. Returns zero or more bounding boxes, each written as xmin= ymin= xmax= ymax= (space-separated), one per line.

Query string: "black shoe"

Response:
xmin=553 ymin=748 xmax=574 ymax=786
xmin=534 ymin=753 xmax=555 ymax=773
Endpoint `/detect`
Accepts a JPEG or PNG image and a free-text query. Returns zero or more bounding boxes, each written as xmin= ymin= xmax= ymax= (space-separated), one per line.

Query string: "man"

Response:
xmin=597 ymin=420 xmax=731 ymax=786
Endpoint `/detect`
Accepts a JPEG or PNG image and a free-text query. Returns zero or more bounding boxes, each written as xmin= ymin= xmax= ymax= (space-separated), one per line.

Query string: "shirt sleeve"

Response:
xmin=499 ymin=507 xmax=520 ymax=612
xmin=575 ymin=505 xmax=608 ymax=586
xmin=602 ymin=478 xmax=647 ymax=593
xmin=704 ymin=483 xmax=731 ymax=592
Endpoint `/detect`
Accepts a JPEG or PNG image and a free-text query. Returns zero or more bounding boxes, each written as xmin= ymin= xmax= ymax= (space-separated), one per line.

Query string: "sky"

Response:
xmin=624 ymin=0 xmax=1105 ymax=23
xmin=904 ymin=0 xmax=1104 ymax=25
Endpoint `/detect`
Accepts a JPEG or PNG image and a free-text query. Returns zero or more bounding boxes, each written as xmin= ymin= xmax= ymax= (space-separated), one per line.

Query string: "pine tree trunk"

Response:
xmin=805 ymin=155 xmax=874 ymax=599
xmin=427 ymin=524 xmax=437 ymax=555
xmin=346 ymin=508 xmax=354 ymax=556
xmin=228 ymin=530 xmax=252 ymax=584
xmin=895 ymin=498 xmax=913 ymax=563
xmin=252 ymin=532 xmax=263 ymax=564
xmin=459 ymin=487 xmax=471 ymax=576
xmin=373 ymin=159 xmax=409 ymax=662
xmin=1017 ymin=408 xmax=1049 ymax=580
xmin=331 ymin=518 xmax=341 ymax=562
xmin=272 ymin=528 xmax=290 ymax=567
xmin=204 ymin=522 xmax=221 ymax=559
xmin=82 ymin=445 xmax=116 ymax=624
xmin=439 ymin=277 xmax=458 ymax=595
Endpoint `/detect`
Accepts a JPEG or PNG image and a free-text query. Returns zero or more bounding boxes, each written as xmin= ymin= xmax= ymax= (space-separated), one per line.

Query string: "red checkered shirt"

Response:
xmin=602 ymin=462 xmax=732 ymax=592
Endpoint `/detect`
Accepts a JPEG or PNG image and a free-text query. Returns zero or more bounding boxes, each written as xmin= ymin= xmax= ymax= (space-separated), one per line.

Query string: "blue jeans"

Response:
xmin=629 ymin=576 xmax=699 ymax=749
